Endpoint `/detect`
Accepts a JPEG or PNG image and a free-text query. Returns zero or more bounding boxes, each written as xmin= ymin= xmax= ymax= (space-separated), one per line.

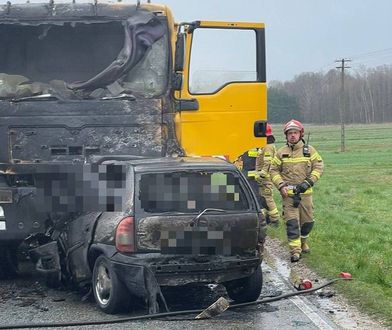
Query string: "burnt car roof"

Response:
xmin=0 ymin=2 xmax=165 ymax=20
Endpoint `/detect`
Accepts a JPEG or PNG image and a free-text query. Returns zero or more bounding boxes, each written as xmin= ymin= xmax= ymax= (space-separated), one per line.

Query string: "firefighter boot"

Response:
xmin=290 ymin=252 xmax=301 ymax=263
xmin=268 ymin=207 xmax=280 ymax=227
xmin=301 ymin=237 xmax=310 ymax=253
xmin=288 ymin=239 xmax=302 ymax=262
xmin=300 ymin=222 xmax=314 ymax=254
xmin=287 ymin=219 xmax=301 ymax=262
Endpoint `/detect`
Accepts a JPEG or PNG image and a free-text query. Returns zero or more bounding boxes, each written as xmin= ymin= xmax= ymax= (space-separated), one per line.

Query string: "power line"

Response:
xmin=314 ymin=48 xmax=392 ymax=76
xmin=349 ymin=47 xmax=392 ymax=60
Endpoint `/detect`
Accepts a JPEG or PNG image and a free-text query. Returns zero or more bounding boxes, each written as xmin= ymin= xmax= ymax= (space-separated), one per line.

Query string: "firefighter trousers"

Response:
xmin=282 ymin=194 xmax=314 ymax=255
xmin=259 ymin=182 xmax=279 ymax=223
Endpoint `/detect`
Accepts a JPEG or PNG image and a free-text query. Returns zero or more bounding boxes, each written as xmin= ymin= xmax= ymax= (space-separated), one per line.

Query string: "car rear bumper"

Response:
xmin=110 ymin=251 xmax=261 ymax=286
xmin=88 ymin=244 xmax=261 ymax=312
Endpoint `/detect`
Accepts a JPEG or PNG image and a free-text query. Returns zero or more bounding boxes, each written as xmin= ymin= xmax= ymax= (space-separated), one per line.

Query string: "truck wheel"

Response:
xmin=92 ymin=255 xmax=130 ymax=314
xmin=224 ymin=265 xmax=262 ymax=303
xmin=0 ymin=247 xmax=18 ymax=279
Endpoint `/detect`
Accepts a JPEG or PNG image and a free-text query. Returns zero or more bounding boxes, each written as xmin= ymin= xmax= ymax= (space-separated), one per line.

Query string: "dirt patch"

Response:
xmin=264 ymin=237 xmax=386 ymax=329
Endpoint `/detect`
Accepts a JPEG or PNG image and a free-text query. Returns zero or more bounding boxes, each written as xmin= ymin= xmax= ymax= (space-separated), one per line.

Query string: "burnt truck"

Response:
xmin=0 ymin=1 xmax=268 ymax=307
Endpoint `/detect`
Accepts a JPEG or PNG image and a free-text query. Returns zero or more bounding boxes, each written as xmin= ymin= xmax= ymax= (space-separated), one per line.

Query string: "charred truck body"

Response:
xmin=0 ymin=2 xmax=267 ymax=311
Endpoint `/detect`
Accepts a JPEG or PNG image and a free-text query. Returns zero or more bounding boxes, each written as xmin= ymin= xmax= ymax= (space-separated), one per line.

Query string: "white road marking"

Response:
xmin=263 ymin=260 xmax=338 ymax=330
xmin=290 ymin=296 xmax=336 ymax=330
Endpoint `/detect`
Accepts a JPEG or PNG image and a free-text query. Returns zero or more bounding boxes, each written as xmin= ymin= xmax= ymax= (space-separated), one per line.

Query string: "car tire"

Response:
xmin=0 ymin=246 xmax=18 ymax=279
xmin=92 ymin=255 xmax=130 ymax=314
xmin=224 ymin=265 xmax=262 ymax=303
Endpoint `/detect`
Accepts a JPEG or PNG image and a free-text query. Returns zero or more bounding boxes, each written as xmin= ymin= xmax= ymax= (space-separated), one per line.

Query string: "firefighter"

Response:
xmin=255 ymin=123 xmax=280 ymax=226
xmin=270 ymin=119 xmax=324 ymax=262
xmin=233 ymin=149 xmax=267 ymax=259
xmin=234 ymin=149 xmax=268 ymax=211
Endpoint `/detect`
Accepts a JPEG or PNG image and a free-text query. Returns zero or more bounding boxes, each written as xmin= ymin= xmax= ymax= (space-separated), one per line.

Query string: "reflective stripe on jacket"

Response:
xmin=255 ymin=143 xmax=275 ymax=180
xmin=270 ymin=140 xmax=324 ymax=193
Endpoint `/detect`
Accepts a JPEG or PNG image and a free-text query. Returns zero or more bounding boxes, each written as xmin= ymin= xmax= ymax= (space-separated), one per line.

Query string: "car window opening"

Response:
xmin=139 ymin=171 xmax=250 ymax=213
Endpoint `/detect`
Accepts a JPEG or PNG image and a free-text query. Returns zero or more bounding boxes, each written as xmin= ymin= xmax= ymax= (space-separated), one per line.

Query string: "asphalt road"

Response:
xmin=0 ymin=257 xmax=346 ymax=330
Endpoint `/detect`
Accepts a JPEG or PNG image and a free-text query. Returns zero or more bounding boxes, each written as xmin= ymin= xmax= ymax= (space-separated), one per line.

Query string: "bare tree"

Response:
xmin=269 ymin=64 xmax=392 ymax=123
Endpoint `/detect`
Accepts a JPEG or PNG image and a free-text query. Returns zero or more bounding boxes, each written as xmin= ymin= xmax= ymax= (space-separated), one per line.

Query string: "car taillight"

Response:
xmin=115 ymin=216 xmax=135 ymax=253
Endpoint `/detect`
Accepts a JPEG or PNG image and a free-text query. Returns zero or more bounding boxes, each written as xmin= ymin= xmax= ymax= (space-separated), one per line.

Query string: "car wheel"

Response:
xmin=92 ymin=255 xmax=130 ymax=314
xmin=0 ymin=246 xmax=18 ymax=279
xmin=224 ymin=265 xmax=262 ymax=303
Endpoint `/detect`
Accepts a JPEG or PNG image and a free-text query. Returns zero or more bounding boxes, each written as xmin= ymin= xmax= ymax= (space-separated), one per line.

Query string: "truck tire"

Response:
xmin=0 ymin=247 xmax=18 ymax=279
xmin=92 ymin=255 xmax=130 ymax=314
xmin=224 ymin=265 xmax=262 ymax=303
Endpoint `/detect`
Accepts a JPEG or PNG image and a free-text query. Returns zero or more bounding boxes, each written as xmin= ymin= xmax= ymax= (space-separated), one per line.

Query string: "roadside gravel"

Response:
xmin=264 ymin=236 xmax=387 ymax=330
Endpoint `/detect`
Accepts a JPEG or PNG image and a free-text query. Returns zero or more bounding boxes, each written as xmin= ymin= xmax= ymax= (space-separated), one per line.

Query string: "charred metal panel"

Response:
xmin=154 ymin=261 xmax=258 ymax=286
xmin=137 ymin=213 xmax=258 ymax=256
xmin=137 ymin=216 xmax=161 ymax=251
xmin=0 ymin=6 xmax=178 ymax=165
xmin=0 ymin=187 xmax=48 ymax=241
xmin=50 ymin=4 xmax=97 ymax=18
xmin=0 ymin=4 xmax=51 ymax=19
xmin=65 ymin=212 xmax=101 ymax=283
xmin=0 ymin=3 xmax=140 ymax=19
xmin=96 ymin=4 xmax=138 ymax=19
xmin=29 ymin=241 xmax=60 ymax=275
xmin=93 ymin=212 xmax=125 ymax=245
xmin=111 ymin=252 xmax=260 ymax=287
xmin=0 ymin=99 xmax=164 ymax=163
xmin=11 ymin=126 xmax=144 ymax=161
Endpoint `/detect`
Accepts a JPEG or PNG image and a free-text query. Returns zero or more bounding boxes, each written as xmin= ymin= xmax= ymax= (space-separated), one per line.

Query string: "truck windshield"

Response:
xmin=138 ymin=171 xmax=251 ymax=213
xmin=0 ymin=15 xmax=168 ymax=100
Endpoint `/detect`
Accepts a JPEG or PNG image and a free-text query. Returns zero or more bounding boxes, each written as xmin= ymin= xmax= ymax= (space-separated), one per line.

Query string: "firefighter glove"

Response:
xmin=296 ymin=179 xmax=313 ymax=193
xmin=292 ymin=193 xmax=301 ymax=208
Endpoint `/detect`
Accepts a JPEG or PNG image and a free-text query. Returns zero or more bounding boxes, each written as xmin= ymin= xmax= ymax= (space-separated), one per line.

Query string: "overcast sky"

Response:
xmin=6 ymin=0 xmax=392 ymax=82
xmin=163 ymin=0 xmax=392 ymax=82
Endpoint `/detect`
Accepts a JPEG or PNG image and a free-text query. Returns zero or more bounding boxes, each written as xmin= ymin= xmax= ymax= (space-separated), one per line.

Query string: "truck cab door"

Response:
xmin=174 ymin=21 xmax=267 ymax=161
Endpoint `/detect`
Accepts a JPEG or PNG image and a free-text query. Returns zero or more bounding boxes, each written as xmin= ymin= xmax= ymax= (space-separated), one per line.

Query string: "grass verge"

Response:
xmin=269 ymin=122 xmax=392 ymax=325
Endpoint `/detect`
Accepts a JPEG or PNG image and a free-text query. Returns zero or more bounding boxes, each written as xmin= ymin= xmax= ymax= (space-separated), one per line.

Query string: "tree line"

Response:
xmin=268 ymin=65 xmax=392 ymax=124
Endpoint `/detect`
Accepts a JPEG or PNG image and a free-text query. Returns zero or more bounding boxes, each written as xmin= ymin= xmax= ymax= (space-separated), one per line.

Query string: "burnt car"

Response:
xmin=31 ymin=157 xmax=266 ymax=314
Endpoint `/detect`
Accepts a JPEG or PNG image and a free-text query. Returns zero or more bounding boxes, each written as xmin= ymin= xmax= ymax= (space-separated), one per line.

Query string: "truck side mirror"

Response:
xmin=173 ymin=33 xmax=185 ymax=91
xmin=175 ymin=33 xmax=185 ymax=72
xmin=254 ymin=121 xmax=267 ymax=137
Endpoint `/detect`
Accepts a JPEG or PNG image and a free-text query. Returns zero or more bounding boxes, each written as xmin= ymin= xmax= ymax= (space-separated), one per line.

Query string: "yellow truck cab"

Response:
xmin=172 ymin=18 xmax=267 ymax=161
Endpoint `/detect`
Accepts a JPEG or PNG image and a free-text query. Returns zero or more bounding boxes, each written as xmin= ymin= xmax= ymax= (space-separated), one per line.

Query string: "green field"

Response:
xmin=271 ymin=123 xmax=392 ymax=325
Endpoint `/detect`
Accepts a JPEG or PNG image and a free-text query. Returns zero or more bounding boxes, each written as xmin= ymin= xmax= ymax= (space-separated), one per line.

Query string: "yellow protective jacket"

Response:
xmin=255 ymin=143 xmax=275 ymax=183
xmin=270 ymin=140 xmax=324 ymax=194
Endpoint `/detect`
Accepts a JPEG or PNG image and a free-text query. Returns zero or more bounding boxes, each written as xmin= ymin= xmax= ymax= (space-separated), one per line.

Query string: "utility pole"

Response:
xmin=335 ymin=58 xmax=351 ymax=152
